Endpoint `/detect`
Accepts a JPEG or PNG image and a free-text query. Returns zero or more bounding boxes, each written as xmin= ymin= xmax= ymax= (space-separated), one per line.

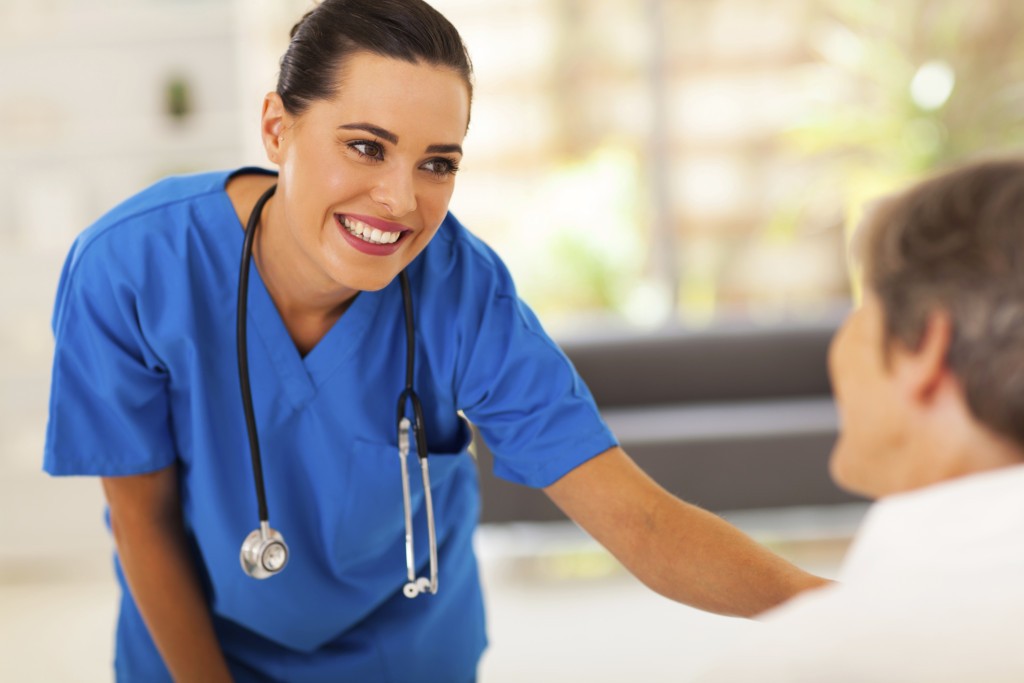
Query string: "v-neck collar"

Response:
xmin=216 ymin=169 xmax=387 ymax=410
xmin=247 ymin=269 xmax=385 ymax=408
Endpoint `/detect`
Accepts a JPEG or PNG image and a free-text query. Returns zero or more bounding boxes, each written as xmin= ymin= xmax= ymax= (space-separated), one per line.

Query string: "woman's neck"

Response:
xmin=228 ymin=174 xmax=358 ymax=355
xmin=258 ymin=199 xmax=360 ymax=354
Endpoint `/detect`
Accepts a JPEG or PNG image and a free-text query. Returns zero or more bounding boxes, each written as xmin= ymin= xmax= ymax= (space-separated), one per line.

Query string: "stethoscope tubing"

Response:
xmin=237 ymin=183 xmax=277 ymax=525
xmin=236 ymin=182 xmax=437 ymax=595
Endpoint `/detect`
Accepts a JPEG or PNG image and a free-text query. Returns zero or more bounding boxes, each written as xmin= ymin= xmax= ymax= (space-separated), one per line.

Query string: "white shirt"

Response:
xmin=693 ymin=464 xmax=1024 ymax=683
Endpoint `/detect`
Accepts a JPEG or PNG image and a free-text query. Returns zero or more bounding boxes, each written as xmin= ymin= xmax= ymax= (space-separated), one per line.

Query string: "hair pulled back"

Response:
xmin=277 ymin=0 xmax=473 ymax=116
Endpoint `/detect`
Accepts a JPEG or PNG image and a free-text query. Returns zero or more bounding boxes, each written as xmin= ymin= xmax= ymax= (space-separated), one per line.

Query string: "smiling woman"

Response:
xmin=240 ymin=51 xmax=471 ymax=340
xmin=43 ymin=1 xmax=827 ymax=681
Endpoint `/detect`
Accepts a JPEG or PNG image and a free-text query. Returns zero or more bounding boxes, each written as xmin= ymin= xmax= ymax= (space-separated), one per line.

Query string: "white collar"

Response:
xmin=840 ymin=463 xmax=1024 ymax=582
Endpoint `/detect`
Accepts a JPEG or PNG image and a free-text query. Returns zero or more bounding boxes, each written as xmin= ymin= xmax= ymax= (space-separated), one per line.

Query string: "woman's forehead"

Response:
xmin=319 ymin=52 xmax=471 ymax=139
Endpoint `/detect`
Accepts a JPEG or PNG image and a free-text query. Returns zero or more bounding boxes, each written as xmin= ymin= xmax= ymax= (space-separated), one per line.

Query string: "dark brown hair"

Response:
xmin=277 ymin=0 xmax=473 ymax=116
xmin=859 ymin=158 xmax=1024 ymax=448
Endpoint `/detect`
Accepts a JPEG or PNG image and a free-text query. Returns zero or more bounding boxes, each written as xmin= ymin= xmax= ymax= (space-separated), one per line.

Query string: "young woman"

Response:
xmin=45 ymin=1 xmax=826 ymax=680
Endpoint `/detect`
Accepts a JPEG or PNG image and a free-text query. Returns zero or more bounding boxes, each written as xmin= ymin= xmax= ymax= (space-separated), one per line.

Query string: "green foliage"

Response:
xmin=790 ymin=0 xmax=1024 ymax=224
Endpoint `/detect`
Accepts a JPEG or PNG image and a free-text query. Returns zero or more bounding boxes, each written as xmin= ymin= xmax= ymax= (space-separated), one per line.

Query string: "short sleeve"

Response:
xmin=44 ymin=235 xmax=176 ymax=476
xmin=449 ymin=243 xmax=617 ymax=488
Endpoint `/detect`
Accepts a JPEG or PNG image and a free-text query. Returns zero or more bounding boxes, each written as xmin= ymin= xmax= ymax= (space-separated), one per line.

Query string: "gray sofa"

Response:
xmin=473 ymin=318 xmax=864 ymax=523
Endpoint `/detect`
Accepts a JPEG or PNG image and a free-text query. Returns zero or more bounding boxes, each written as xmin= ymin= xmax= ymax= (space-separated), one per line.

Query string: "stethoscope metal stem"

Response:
xmin=420 ymin=456 xmax=439 ymax=594
xmin=398 ymin=417 xmax=439 ymax=597
xmin=398 ymin=418 xmax=416 ymax=583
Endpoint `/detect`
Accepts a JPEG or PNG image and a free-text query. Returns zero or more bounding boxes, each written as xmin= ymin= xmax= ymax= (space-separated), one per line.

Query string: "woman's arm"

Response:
xmin=544 ymin=447 xmax=830 ymax=617
xmin=102 ymin=465 xmax=234 ymax=682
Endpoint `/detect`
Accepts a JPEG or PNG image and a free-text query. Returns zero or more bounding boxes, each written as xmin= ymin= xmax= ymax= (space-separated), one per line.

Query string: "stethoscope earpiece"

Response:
xmin=402 ymin=576 xmax=434 ymax=598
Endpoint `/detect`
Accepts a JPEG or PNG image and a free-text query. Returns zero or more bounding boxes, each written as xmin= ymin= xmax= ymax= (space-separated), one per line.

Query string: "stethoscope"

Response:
xmin=236 ymin=183 xmax=439 ymax=599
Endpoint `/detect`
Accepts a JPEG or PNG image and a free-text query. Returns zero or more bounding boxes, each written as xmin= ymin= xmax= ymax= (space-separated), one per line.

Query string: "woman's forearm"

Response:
xmin=623 ymin=493 xmax=830 ymax=616
xmin=545 ymin=447 xmax=830 ymax=617
xmin=103 ymin=471 xmax=234 ymax=682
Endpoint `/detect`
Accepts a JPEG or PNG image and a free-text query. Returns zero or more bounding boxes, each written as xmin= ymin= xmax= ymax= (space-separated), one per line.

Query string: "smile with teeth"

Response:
xmin=341 ymin=216 xmax=403 ymax=245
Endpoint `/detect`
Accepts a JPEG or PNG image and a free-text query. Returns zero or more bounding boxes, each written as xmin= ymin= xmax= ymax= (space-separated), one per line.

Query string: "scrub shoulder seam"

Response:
xmin=66 ymin=186 xmax=225 ymax=280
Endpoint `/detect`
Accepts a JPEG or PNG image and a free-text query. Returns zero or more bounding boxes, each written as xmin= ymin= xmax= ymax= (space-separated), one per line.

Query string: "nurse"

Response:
xmin=44 ymin=0 xmax=827 ymax=681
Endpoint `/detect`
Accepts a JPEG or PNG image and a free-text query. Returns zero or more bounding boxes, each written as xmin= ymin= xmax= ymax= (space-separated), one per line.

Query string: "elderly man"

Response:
xmin=695 ymin=158 xmax=1024 ymax=682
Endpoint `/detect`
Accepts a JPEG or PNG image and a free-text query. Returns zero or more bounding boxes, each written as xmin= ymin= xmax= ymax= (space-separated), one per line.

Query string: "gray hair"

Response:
xmin=859 ymin=158 xmax=1024 ymax=449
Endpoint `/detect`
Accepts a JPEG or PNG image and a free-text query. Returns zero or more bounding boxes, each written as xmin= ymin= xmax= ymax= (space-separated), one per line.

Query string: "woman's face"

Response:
xmin=263 ymin=51 xmax=470 ymax=293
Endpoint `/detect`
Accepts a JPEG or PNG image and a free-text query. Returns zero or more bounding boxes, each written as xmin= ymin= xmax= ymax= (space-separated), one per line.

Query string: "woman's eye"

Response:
xmin=422 ymin=158 xmax=460 ymax=178
xmin=349 ymin=141 xmax=384 ymax=160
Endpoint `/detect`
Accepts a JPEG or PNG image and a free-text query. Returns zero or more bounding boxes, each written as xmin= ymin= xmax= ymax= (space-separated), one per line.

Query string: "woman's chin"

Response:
xmin=331 ymin=266 xmax=403 ymax=294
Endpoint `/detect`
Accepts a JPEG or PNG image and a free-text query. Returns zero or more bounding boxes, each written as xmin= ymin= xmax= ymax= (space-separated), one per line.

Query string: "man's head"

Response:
xmin=829 ymin=158 xmax=1024 ymax=498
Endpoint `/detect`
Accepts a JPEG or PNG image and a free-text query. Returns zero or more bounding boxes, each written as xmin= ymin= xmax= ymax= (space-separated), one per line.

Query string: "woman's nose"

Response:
xmin=370 ymin=167 xmax=417 ymax=218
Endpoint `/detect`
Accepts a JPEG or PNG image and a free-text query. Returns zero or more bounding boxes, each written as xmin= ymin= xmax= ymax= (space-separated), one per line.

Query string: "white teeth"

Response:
xmin=342 ymin=217 xmax=402 ymax=245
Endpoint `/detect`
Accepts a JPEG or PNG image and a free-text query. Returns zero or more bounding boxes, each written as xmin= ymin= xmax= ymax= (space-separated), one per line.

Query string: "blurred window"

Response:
xmin=430 ymin=0 xmax=1024 ymax=334
xmin=5 ymin=0 xmax=1023 ymax=336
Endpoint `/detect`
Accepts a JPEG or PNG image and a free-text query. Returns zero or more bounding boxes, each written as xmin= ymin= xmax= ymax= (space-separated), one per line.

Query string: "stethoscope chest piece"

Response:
xmin=240 ymin=521 xmax=289 ymax=579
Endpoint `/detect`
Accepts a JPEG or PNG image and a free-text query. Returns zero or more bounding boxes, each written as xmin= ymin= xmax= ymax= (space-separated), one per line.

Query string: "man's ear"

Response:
xmin=260 ymin=93 xmax=288 ymax=165
xmin=893 ymin=309 xmax=953 ymax=405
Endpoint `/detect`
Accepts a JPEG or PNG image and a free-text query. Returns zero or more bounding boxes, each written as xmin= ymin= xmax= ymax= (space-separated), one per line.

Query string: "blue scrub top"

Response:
xmin=44 ymin=169 xmax=617 ymax=682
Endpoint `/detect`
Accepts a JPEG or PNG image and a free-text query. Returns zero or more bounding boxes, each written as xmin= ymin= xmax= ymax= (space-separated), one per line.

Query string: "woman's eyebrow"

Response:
xmin=426 ymin=143 xmax=463 ymax=155
xmin=339 ymin=123 xmax=463 ymax=155
xmin=339 ymin=122 xmax=398 ymax=144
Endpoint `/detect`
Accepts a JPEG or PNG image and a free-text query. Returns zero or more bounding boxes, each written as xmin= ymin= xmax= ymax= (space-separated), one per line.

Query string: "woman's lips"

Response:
xmin=336 ymin=214 xmax=409 ymax=256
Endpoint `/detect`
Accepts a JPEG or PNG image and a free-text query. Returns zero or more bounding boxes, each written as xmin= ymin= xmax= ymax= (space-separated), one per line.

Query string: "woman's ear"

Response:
xmin=893 ymin=309 xmax=953 ymax=406
xmin=260 ymin=93 xmax=288 ymax=165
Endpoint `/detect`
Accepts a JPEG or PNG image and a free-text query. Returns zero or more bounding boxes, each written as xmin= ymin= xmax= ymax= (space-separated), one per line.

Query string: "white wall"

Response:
xmin=0 ymin=0 xmax=263 ymax=590
xmin=1 ymin=0 xmax=245 ymax=243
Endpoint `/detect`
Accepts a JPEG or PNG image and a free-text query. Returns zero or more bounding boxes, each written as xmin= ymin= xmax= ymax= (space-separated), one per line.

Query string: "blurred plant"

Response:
xmin=789 ymin=0 xmax=1024 ymax=242
xmin=497 ymin=145 xmax=649 ymax=326
xmin=480 ymin=0 xmax=1024 ymax=329
xmin=164 ymin=74 xmax=193 ymax=123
